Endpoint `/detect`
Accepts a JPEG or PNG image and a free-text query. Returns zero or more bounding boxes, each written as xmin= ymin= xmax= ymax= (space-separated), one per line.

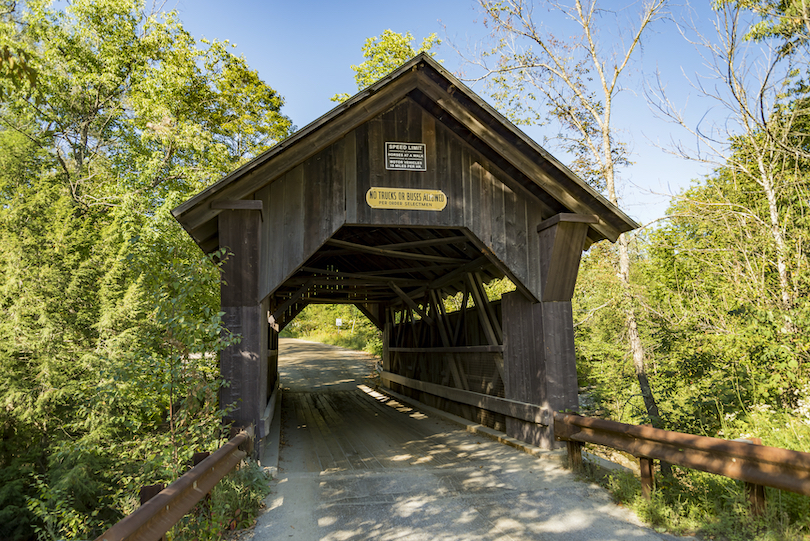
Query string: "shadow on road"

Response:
xmin=252 ymin=339 xmax=685 ymax=541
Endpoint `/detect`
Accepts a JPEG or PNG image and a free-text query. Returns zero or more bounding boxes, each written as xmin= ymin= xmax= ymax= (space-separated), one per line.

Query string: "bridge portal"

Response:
xmin=172 ymin=54 xmax=637 ymax=455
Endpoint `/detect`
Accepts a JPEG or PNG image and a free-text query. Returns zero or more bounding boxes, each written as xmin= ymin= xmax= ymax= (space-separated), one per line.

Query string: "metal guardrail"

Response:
xmin=95 ymin=426 xmax=254 ymax=541
xmin=555 ymin=412 xmax=810 ymax=511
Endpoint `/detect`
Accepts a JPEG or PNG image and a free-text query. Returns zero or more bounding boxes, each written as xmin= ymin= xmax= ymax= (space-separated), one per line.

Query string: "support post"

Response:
xmin=567 ymin=441 xmax=583 ymax=471
xmin=744 ymin=437 xmax=766 ymax=515
xmin=218 ymin=204 xmax=265 ymax=458
xmin=502 ymin=214 xmax=595 ymax=449
xmin=640 ymin=457 xmax=654 ymax=500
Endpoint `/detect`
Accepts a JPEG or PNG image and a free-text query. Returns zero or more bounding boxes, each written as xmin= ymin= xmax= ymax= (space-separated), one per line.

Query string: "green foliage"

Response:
xmin=331 ymin=29 xmax=440 ymax=102
xmin=283 ymin=304 xmax=383 ymax=358
xmin=170 ymin=461 xmax=272 ymax=540
xmin=0 ymin=0 xmax=291 ymax=538
xmin=727 ymin=0 xmax=810 ymax=54
xmin=597 ymin=464 xmax=810 ymax=540
xmin=0 ymin=1 xmax=37 ymax=98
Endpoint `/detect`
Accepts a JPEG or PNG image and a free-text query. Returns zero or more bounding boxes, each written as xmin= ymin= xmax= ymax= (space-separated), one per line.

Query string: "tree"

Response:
xmin=650 ymin=3 xmax=810 ymax=311
xmin=0 ymin=0 xmax=292 ymax=537
xmin=0 ymin=1 xmax=36 ymax=98
xmin=470 ymin=0 xmax=670 ymax=429
xmin=731 ymin=0 xmax=810 ymax=54
xmin=331 ymin=29 xmax=440 ymax=102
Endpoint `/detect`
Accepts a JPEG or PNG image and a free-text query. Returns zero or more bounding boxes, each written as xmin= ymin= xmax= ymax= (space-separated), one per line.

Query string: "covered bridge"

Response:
xmin=172 ymin=53 xmax=638 ymax=455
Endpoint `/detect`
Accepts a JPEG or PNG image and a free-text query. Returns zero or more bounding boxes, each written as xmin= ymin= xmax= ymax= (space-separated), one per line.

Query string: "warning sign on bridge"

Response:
xmin=385 ymin=142 xmax=426 ymax=171
xmin=366 ymin=187 xmax=447 ymax=211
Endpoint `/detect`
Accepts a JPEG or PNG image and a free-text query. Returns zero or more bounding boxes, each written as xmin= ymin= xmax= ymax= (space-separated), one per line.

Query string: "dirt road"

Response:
xmin=252 ymin=338 xmax=686 ymax=541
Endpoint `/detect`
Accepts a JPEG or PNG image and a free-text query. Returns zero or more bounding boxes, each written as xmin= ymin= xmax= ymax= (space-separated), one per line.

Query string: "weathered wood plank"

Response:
xmin=218 ymin=208 xmax=265 ymax=437
xmin=538 ymin=214 xmax=595 ymax=302
xmin=388 ymin=345 xmax=504 ymax=353
xmin=344 ymin=130 xmax=358 ymax=223
xmin=381 ymin=371 xmax=550 ymax=425
xmin=329 ymin=139 xmax=346 ymax=235
xmin=325 ymin=239 xmax=468 ymax=264
xmin=282 ymin=166 xmax=305 ymax=293
xmin=466 ymin=272 xmax=500 ymax=346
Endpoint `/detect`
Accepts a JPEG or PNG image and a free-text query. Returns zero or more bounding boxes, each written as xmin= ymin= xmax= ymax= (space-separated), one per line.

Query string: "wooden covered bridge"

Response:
xmin=172 ymin=53 xmax=637 ymax=456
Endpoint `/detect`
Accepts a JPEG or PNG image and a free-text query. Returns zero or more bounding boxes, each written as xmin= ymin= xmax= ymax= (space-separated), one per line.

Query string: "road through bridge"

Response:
xmin=252 ymin=339 xmax=686 ymax=541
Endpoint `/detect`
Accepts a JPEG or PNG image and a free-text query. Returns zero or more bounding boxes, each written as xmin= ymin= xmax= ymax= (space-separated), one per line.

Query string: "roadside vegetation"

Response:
xmin=0 ymin=1 xmax=290 ymax=539
xmin=2 ymin=0 xmax=810 ymax=539
xmin=281 ymin=304 xmax=383 ymax=358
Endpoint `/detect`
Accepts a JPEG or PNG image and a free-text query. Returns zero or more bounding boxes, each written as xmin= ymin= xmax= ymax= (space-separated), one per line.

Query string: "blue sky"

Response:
xmin=175 ymin=0 xmax=721 ymax=227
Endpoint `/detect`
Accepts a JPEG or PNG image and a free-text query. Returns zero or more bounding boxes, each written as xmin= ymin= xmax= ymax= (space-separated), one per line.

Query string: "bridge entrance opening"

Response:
xmin=173 ymin=54 xmax=637 ymax=457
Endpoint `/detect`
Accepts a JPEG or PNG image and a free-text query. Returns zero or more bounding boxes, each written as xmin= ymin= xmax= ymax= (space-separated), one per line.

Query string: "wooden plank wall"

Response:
xmin=349 ymin=98 xmax=544 ymax=300
xmin=255 ymin=140 xmax=347 ymax=301
xmin=387 ymin=303 xmax=507 ymax=431
xmin=219 ymin=209 xmax=267 ymax=446
xmin=253 ymin=96 xmax=548 ymax=303
xmin=502 ymin=291 xmax=549 ymax=447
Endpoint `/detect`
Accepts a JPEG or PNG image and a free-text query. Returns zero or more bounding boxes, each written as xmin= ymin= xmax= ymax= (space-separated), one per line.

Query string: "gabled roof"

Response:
xmin=172 ymin=53 xmax=638 ymax=252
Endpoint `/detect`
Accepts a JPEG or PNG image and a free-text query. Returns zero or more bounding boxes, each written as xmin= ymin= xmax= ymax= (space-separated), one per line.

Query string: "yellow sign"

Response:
xmin=366 ymin=187 xmax=447 ymax=211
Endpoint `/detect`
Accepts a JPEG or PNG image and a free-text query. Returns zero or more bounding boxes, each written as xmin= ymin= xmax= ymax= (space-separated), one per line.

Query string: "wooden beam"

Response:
xmin=285 ymin=277 xmax=424 ymax=288
xmin=355 ymin=303 xmax=383 ymax=329
xmin=268 ymin=279 xmax=313 ymax=331
xmin=394 ymin=256 xmax=490 ymax=306
xmin=300 ymin=298 xmax=385 ymax=305
xmin=300 ymin=266 xmax=428 ymax=283
xmin=452 ymin=284 xmax=470 ymax=346
xmin=377 ymin=235 xmax=469 ymax=250
xmin=325 ymin=239 xmax=469 ymax=264
xmin=474 ymin=271 xmax=504 ymax=344
xmin=362 ymin=264 xmax=458 ymax=276
xmin=428 ymin=256 xmax=489 ymax=290
xmin=429 ymin=289 xmax=452 ymax=348
xmin=211 ymin=200 xmax=263 ymax=210
xmin=381 ymin=371 xmax=551 ymax=425
xmin=537 ymin=214 xmax=594 ymax=302
xmin=211 ymin=199 xmax=264 ymax=222
xmin=275 ymin=300 xmax=308 ymax=332
xmin=537 ymin=213 xmax=598 ymax=232
xmin=388 ymin=282 xmax=434 ymax=326
xmin=466 ymin=272 xmax=501 ymax=346
xmin=388 ymin=345 xmax=504 ymax=353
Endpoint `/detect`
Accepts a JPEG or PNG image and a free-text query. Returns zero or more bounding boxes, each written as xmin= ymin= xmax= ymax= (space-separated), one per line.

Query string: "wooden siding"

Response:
xmin=348 ymin=98 xmax=545 ymax=299
xmin=255 ymin=96 xmax=550 ymax=302
xmin=256 ymin=142 xmax=346 ymax=301
xmin=386 ymin=302 xmax=507 ymax=431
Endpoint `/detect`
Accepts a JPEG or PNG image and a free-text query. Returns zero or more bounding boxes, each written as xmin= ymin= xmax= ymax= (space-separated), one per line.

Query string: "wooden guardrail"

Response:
xmin=555 ymin=412 xmax=810 ymax=513
xmin=95 ymin=426 xmax=254 ymax=541
xmin=380 ymin=373 xmax=810 ymax=514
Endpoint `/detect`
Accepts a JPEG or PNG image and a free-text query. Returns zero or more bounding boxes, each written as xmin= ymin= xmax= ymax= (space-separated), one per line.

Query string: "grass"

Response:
xmin=578 ymin=447 xmax=810 ymax=540
xmin=170 ymin=460 xmax=272 ymax=540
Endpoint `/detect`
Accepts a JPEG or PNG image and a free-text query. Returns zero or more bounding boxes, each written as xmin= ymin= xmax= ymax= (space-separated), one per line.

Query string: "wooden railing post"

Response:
xmin=743 ymin=437 xmax=766 ymax=515
xmin=192 ymin=452 xmax=213 ymax=521
xmin=138 ymin=484 xmax=167 ymax=541
xmin=639 ymin=423 xmax=655 ymax=499
xmin=639 ymin=457 xmax=654 ymax=500
xmin=567 ymin=440 xmax=583 ymax=471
